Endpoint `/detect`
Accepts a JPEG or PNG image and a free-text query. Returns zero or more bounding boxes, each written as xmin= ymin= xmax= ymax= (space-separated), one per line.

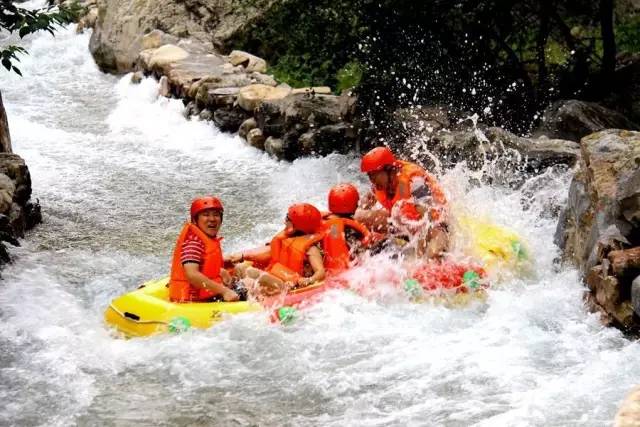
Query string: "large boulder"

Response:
xmin=89 ymin=0 xmax=277 ymax=73
xmin=392 ymin=124 xmax=579 ymax=184
xmin=228 ymin=50 xmax=267 ymax=73
xmin=237 ymin=84 xmax=291 ymax=112
xmin=555 ymin=129 xmax=640 ymax=330
xmin=535 ymin=100 xmax=639 ymax=142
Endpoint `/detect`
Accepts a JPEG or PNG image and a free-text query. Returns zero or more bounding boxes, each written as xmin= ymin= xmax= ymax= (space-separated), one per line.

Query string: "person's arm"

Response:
xmin=225 ymin=245 xmax=271 ymax=264
xmin=219 ymin=268 xmax=233 ymax=286
xmin=297 ymin=245 xmax=325 ymax=286
xmin=183 ymin=263 xmax=238 ymax=301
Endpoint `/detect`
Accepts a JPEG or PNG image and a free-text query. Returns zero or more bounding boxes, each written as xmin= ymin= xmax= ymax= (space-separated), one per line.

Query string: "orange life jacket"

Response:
xmin=322 ymin=215 xmax=370 ymax=273
xmin=267 ymin=230 xmax=324 ymax=282
xmin=169 ymin=223 xmax=223 ymax=302
xmin=374 ymin=160 xmax=447 ymax=222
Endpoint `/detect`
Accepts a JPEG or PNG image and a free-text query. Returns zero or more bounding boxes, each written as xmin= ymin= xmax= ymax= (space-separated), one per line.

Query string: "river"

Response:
xmin=1 ymin=21 xmax=639 ymax=427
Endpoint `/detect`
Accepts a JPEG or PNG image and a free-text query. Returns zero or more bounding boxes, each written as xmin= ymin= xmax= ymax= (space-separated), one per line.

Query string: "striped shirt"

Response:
xmin=180 ymin=231 xmax=206 ymax=265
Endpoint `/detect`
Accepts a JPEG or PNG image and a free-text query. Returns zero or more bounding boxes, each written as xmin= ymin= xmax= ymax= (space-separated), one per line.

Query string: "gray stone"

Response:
xmin=265 ymin=137 xmax=284 ymax=159
xmin=632 ymin=275 xmax=640 ymax=316
xmin=198 ymin=109 xmax=214 ymax=121
xmin=247 ymin=128 xmax=265 ymax=150
xmin=130 ymin=71 xmax=144 ymax=84
xmin=238 ymin=118 xmax=257 ymax=140
xmin=535 ymin=99 xmax=639 ymax=141
xmin=89 ymin=0 xmax=278 ymax=73
xmin=213 ymin=108 xmax=248 ymax=132
xmin=158 ymin=76 xmax=171 ymax=97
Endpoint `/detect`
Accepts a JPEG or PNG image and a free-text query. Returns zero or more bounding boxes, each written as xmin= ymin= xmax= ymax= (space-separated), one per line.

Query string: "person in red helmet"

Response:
xmin=322 ymin=183 xmax=372 ymax=273
xmin=356 ymin=146 xmax=449 ymax=258
xmin=168 ymin=197 xmax=240 ymax=303
xmin=232 ymin=203 xmax=326 ymax=291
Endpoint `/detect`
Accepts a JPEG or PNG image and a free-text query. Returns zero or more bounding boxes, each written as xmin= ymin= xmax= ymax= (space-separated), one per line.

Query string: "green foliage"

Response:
xmin=617 ymin=15 xmax=640 ymax=53
xmin=336 ymin=61 xmax=363 ymax=93
xmin=236 ymin=0 xmax=637 ymax=132
xmin=0 ymin=0 xmax=79 ymax=76
xmin=234 ymin=0 xmax=366 ymax=89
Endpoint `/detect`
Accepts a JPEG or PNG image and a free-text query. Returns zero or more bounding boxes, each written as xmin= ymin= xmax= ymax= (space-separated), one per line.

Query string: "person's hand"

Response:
xmin=225 ymin=253 xmax=243 ymax=264
xmin=360 ymin=192 xmax=377 ymax=209
xmin=297 ymin=277 xmax=311 ymax=287
xmin=222 ymin=288 xmax=240 ymax=302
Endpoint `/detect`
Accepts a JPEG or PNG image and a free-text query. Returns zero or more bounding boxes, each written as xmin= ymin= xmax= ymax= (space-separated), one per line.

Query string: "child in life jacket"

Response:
xmin=231 ymin=203 xmax=326 ymax=293
xmin=168 ymin=197 xmax=242 ymax=303
xmin=322 ymin=183 xmax=372 ymax=273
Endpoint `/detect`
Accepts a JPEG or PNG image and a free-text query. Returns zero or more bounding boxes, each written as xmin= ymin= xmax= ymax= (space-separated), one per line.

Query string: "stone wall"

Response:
xmin=0 ymin=92 xmax=42 ymax=266
xmin=555 ymin=129 xmax=640 ymax=331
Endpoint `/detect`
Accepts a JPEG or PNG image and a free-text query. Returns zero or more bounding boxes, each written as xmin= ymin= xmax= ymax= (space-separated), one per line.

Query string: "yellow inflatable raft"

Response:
xmin=104 ymin=277 xmax=261 ymax=338
xmin=456 ymin=215 xmax=530 ymax=274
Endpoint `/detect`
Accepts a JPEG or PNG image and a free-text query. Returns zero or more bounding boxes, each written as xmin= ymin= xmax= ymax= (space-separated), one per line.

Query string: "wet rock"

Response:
xmin=0 ymin=92 xmax=12 ymax=153
xmin=536 ymin=100 xmax=639 ymax=141
xmin=184 ymin=101 xmax=201 ymax=118
xmin=393 ymin=105 xmax=452 ymax=136
xmin=247 ymin=128 xmax=265 ymax=150
xmin=144 ymin=44 xmax=190 ymax=69
xmin=0 ymin=153 xmax=32 ymax=205
xmin=237 ymin=84 xmax=291 ymax=112
xmin=614 ymin=385 xmax=640 ymax=427
xmin=195 ymin=86 xmax=239 ymax=110
xmin=299 ymin=123 xmax=355 ymax=156
xmin=265 ymin=137 xmax=284 ymax=159
xmin=256 ymin=93 xmax=351 ymax=135
xmin=23 ymin=200 xmax=41 ymax=231
xmin=158 ymin=76 xmax=171 ymax=97
xmin=0 ymin=174 xmax=15 ymax=215
xmin=556 ymin=129 xmax=640 ymax=332
xmin=239 ymin=118 xmax=257 ymax=140
xmin=89 ymin=0 xmax=278 ymax=73
xmin=398 ymin=126 xmax=579 ymax=179
xmin=228 ymin=50 xmax=267 ymax=73
xmin=586 ymin=265 xmax=634 ymax=328
xmin=141 ymin=29 xmax=180 ymax=51
xmin=76 ymin=6 xmax=98 ymax=33
xmin=213 ymin=108 xmax=249 ymax=132
xmin=8 ymin=203 xmax=25 ymax=238
xmin=198 ymin=109 xmax=213 ymax=121
xmin=631 ymin=275 xmax=640 ymax=316
xmin=130 ymin=71 xmax=144 ymax=84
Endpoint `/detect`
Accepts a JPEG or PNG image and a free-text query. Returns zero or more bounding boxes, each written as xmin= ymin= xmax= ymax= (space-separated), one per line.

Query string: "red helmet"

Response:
xmin=328 ymin=183 xmax=360 ymax=215
xmin=190 ymin=196 xmax=224 ymax=220
xmin=361 ymin=146 xmax=396 ymax=173
xmin=287 ymin=203 xmax=322 ymax=234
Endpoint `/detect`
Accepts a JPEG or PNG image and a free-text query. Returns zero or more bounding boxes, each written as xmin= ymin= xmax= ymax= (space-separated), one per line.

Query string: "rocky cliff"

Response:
xmin=0 ymin=92 xmax=42 ymax=266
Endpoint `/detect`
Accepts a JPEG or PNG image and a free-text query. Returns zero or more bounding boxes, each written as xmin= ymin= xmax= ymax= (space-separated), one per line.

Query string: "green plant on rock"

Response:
xmin=0 ymin=0 xmax=79 ymax=75
xmin=336 ymin=60 xmax=363 ymax=93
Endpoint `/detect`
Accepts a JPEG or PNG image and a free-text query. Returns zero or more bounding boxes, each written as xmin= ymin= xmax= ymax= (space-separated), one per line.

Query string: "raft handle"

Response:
xmin=124 ymin=312 xmax=141 ymax=321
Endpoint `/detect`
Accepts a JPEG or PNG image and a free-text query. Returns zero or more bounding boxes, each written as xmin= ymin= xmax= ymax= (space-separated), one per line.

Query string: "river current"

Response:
xmin=1 ymin=23 xmax=639 ymax=427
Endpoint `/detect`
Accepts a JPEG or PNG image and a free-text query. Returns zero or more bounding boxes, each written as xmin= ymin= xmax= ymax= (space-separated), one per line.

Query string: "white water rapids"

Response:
xmin=1 ymin=24 xmax=640 ymax=427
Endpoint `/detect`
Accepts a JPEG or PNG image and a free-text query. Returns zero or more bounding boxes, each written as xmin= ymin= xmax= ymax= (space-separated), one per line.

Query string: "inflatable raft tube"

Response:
xmin=456 ymin=215 xmax=530 ymax=273
xmin=104 ymin=277 xmax=261 ymax=338
xmin=405 ymin=260 xmax=489 ymax=307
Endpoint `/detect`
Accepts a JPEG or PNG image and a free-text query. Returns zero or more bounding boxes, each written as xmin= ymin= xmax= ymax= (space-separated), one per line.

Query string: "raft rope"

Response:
xmin=107 ymin=303 xmax=169 ymax=325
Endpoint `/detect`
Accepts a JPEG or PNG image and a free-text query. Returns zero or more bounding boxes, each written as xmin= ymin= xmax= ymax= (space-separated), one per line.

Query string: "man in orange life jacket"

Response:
xmin=230 ymin=203 xmax=326 ymax=291
xmin=355 ymin=146 xmax=450 ymax=258
xmin=168 ymin=197 xmax=240 ymax=303
xmin=323 ymin=183 xmax=372 ymax=273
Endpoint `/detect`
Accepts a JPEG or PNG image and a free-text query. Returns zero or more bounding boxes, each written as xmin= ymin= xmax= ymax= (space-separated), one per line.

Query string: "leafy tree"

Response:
xmin=0 ymin=0 xmax=79 ymax=76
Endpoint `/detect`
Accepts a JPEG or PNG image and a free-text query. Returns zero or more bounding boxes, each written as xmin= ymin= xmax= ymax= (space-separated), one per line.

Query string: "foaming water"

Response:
xmin=1 ymin=26 xmax=639 ymax=427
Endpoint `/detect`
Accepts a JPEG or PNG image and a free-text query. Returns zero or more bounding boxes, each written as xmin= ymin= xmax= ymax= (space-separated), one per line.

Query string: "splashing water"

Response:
xmin=1 ymin=25 xmax=639 ymax=427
